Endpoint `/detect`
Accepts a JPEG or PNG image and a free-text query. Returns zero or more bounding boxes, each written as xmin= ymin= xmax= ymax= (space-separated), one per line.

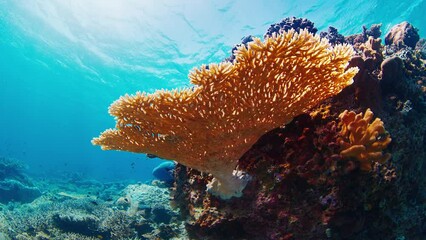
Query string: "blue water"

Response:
xmin=0 ymin=0 xmax=425 ymax=182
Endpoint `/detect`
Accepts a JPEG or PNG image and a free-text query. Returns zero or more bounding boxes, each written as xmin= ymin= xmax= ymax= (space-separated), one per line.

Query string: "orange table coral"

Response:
xmin=92 ymin=29 xmax=358 ymax=199
xmin=338 ymin=109 xmax=391 ymax=171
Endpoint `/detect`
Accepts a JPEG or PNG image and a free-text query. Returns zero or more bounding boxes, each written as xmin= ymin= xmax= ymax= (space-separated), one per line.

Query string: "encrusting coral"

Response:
xmin=92 ymin=29 xmax=358 ymax=199
xmin=338 ymin=109 xmax=391 ymax=171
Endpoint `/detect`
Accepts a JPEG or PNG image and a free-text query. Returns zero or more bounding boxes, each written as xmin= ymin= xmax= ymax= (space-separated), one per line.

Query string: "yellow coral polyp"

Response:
xmin=92 ymin=29 xmax=358 ymax=199
xmin=338 ymin=109 xmax=392 ymax=171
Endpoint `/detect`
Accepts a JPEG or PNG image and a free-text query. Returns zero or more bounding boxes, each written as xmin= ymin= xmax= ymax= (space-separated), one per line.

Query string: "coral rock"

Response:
xmin=385 ymin=21 xmax=420 ymax=48
xmin=380 ymin=56 xmax=406 ymax=96
xmin=359 ymin=37 xmax=383 ymax=63
xmin=52 ymin=212 xmax=100 ymax=236
xmin=0 ymin=179 xmax=41 ymax=204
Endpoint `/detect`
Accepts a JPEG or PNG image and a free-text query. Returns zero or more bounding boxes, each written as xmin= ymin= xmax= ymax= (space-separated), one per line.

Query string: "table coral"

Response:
xmin=93 ymin=29 xmax=358 ymax=199
xmin=338 ymin=109 xmax=391 ymax=171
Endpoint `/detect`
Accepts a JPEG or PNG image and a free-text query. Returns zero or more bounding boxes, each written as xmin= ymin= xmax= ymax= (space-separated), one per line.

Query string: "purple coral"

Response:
xmin=320 ymin=27 xmax=345 ymax=45
xmin=224 ymin=35 xmax=254 ymax=63
xmin=264 ymin=17 xmax=318 ymax=38
xmin=364 ymin=24 xmax=382 ymax=39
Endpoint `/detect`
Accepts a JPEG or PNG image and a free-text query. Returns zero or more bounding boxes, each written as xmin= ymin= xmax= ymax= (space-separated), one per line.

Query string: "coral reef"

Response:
xmin=0 ymin=157 xmax=41 ymax=204
xmin=0 ymin=179 xmax=186 ymax=240
xmin=93 ymin=29 xmax=357 ymax=199
xmin=171 ymin=19 xmax=426 ymax=239
xmin=1 ymin=16 xmax=425 ymax=240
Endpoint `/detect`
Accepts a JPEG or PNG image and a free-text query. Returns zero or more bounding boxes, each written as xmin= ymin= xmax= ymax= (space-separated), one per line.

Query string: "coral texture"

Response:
xmin=320 ymin=27 xmax=345 ymax=45
xmin=0 ymin=181 xmax=185 ymax=240
xmin=0 ymin=157 xmax=41 ymax=204
xmin=338 ymin=109 xmax=391 ymax=171
xmin=385 ymin=21 xmax=420 ymax=48
xmin=345 ymin=24 xmax=382 ymax=47
xmin=93 ymin=29 xmax=358 ymax=199
xmin=264 ymin=17 xmax=317 ymax=38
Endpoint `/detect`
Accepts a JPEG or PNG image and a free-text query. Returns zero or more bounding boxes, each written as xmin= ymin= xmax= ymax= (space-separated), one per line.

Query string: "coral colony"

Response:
xmin=92 ymin=29 xmax=358 ymax=199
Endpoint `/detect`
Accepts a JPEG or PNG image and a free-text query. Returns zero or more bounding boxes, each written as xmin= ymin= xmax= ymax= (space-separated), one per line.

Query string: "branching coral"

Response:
xmin=92 ymin=29 xmax=358 ymax=199
xmin=338 ymin=109 xmax=391 ymax=171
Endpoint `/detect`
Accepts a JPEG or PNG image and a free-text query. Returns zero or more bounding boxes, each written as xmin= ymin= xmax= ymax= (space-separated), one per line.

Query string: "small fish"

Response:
xmin=147 ymin=154 xmax=159 ymax=159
